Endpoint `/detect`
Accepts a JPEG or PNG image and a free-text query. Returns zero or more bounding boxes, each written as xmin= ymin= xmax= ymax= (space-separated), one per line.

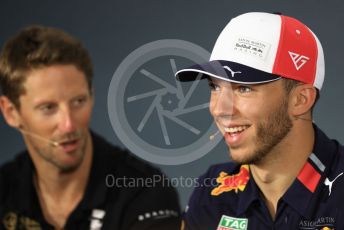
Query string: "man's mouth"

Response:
xmin=224 ymin=125 xmax=250 ymax=136
xmin=60 ymin=139 xmax=78 ymax=146
xmin=223 ymin=125 xmax=251 ymax=146
xmin=58 ymin=139 xmax=80 ymax=152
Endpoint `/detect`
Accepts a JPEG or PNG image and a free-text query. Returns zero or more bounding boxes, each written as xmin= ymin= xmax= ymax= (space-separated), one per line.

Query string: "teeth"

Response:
xmin=224 ymin=126 xmax=249 ymax=133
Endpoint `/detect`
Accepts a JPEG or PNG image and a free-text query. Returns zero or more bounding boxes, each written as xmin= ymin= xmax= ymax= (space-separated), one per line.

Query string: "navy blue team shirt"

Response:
xmin=182 ymin=125 xmax=344 ymax=230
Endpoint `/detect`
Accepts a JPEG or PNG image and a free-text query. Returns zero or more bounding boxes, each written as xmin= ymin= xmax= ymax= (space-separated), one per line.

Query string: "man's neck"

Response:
xmin=33 ymin=134 xmax=93 ymax=229
xmin=250 ymin=122 xmax=315 ymax=220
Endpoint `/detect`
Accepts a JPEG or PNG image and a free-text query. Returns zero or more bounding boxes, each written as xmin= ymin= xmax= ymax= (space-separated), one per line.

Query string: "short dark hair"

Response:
xmin=0 ymin=25 xmax=93 ymax=108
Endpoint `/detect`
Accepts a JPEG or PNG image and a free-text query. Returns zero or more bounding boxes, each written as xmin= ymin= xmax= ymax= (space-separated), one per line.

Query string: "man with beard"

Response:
xmin=175 ymin=12 xmax=344 ymax=229
xmin=0 ymin=25 xmax=180 ymax=229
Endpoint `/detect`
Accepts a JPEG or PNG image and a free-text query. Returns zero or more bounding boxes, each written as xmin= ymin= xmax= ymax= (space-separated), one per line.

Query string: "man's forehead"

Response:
xmin=24 ymin=64 xmax=86 ymax=83
xmin=20 ymin=65 xmax=89 ymax=98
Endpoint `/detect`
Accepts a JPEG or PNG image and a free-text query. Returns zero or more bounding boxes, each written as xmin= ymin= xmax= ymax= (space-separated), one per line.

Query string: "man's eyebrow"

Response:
xmin=206 ymin=77 xmax=215 ymax=83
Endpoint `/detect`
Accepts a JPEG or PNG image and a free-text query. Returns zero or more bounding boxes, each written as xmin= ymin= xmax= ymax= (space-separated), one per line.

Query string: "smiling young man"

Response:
xmin=0 ymin=26 xmax=180 ymax=230
xmin=176 ymin=12 xmax=344 ymax=229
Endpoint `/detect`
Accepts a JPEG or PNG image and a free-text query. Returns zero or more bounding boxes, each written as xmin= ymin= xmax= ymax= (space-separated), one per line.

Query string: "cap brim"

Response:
xmin=175 ymin=60 xmax=281 ymax=84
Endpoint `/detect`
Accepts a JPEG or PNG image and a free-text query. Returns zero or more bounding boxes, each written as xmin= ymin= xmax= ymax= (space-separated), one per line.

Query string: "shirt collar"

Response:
xmin=76 ymin=131 xmax=118 ymax=210
xmin=9 ymin=153 xmax=41 ymax=216
xmin=282 ymin=124 xmax=338 ymax=218
xmin=236 ymin=124 xmax=338 ymax=217
xmin=207 ymin=164 xmax=260 ymax=216
xmin=236 ymin=171 xmax=260 ymax=215
xmin=9 ymin=131 xmax=117 ymax=213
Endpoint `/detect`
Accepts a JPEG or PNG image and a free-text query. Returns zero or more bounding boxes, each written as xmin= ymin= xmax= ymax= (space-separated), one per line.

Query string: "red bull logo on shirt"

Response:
xmin=211 ymin=165 xmax=250 ymax=196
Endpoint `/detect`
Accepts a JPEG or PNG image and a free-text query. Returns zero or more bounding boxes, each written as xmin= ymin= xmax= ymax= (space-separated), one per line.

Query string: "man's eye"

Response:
xmin=208 ymin=82 xmax=220 ymax=91
xmin=39 ymin=104 xmax=56 ymax=114
xmin=72 ymin=96 xmax=87 ymax=107
xmin=238 ymin=86 xmax=252 ymax=94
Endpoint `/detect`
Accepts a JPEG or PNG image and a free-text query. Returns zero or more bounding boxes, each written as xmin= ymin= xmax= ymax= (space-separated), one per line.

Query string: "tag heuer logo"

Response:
xmin=217 ymin=215 xmax=248 ymax=230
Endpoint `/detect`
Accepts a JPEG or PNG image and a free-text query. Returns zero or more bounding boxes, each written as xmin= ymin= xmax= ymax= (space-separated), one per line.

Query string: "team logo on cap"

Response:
xmin=211 ymin=165 xmax=250 ymax=196
xmin=288 ymin=51 xmax=310 ymax=70
xmin=223 ymin=66 xmax=242 ymax=78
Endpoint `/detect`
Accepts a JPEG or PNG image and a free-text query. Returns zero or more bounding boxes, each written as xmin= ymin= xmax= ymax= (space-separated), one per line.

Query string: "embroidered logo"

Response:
xmin=324 ymin=172 xmax=343 ymax=196
xmin=180 ymin=220 xmax=185 ymax=230
xmin=3 ymin=212 xmax=42 ymax=230
xmin=3 ymin=212 xmax=17 ymax=230
xmin=223 ymin=66 xmax=242 ymax=78
xmin=211 ymin=165 xmax=250 ymax=196
xmin=138 ymin=210 xmax=179 ymax=222
xmin=217 ymin=215 xmax=248 ymax=230
xmin=299 ymin=216 xmax=335 ymax=229
xmin=288 ymin=51 xmax=310 ymax=70
xmin=233 ymin=37 xmax=271 ymax=60
xmin=90 ymin=209 xmax=106 ymax=230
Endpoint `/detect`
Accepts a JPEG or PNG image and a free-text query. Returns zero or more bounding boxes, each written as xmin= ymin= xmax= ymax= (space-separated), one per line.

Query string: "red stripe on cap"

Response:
xmin=297 ymin=162 xmax=321 ymax=193
xmin=272 ymin=15 xmax=318 ymax=85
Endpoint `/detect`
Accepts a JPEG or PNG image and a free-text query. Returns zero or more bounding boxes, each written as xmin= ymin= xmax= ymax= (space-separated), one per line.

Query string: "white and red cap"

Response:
xmin=176 ymin=12 xmax=325 ymax=90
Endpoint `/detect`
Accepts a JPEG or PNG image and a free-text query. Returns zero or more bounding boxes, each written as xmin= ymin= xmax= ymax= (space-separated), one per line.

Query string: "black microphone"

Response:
xmin=209 ymin=130 xmax=220 ymax=140
xmin=18 ymin=126 xmax=60 ymax=147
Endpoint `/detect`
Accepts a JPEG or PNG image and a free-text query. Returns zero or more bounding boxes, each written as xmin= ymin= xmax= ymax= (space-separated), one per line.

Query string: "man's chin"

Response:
xmin=229 ymin=148 xmax=257 ymax=165
xmin=54 ymin=156 xmax=84 ymax=173
xmin=56 ymin=162 xmax=82 ymax=173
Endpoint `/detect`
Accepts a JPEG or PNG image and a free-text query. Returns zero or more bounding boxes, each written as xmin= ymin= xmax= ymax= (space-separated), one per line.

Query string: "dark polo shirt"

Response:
xmin=0 ymin=132 xmax=181 ymax=230
xmin=182 ymin=125 xmax=344 ymax=230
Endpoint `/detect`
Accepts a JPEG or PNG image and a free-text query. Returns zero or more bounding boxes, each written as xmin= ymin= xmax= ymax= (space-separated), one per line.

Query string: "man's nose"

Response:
xmin=210 ymin=89 xmax=236 ymax=118
xmin=57 ymin=107 xmax=77 ymax=133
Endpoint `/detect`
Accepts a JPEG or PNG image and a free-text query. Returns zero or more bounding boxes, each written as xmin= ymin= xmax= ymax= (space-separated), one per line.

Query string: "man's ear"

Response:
xmin=0 ymin=96 xmax=22 ymax=128
xmin=289 ymin=84 xmax=317 ymax=117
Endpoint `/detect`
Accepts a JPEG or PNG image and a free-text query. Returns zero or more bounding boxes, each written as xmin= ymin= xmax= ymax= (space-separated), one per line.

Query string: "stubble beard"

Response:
xmin=231 ymin=99 xmax=293 ymax=165
xmin=31 ymin=131 xmax=88 ymax=173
